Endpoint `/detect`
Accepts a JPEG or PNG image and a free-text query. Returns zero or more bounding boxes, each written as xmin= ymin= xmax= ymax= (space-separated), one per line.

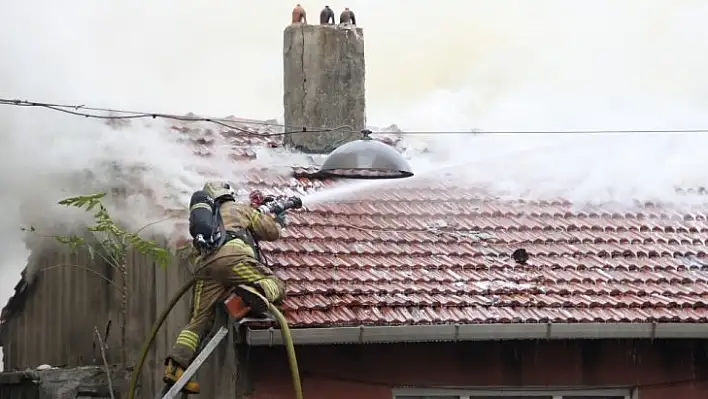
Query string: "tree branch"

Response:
xmin=93 ymin=325 xmax=116 ymax=399
xmin=92 ymin=232 xmax=124 ymax=269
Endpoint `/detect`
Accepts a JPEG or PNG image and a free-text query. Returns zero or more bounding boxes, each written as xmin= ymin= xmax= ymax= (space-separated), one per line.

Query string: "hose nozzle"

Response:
xmin=281 ymin=196 xmax=303 ymax=210
xmin=258 ymin=195 xmax=302 ymax=215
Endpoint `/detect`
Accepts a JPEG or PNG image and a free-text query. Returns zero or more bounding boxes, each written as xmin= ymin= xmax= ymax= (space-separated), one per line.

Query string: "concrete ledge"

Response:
xmin=0 ymin=366 xmax=130 ymax=397
xmin=245 ymin=322 xmax=708 ymax=346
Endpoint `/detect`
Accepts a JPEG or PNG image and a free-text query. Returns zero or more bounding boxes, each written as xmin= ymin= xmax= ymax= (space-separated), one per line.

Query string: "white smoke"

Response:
xmin=364 ymin=0 xmax=708 ymax=205
xmin=2 ymin=0 xmax=708 ymax=366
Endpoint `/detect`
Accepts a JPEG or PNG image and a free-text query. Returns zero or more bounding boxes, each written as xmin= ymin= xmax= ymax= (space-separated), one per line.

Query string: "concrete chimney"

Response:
xmin=283 ymin=24 xmax=366 ymax=154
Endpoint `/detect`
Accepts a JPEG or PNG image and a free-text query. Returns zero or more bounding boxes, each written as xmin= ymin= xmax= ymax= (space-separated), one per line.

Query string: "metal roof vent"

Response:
xmin=318 ymin=130 xmax=414 ymax=179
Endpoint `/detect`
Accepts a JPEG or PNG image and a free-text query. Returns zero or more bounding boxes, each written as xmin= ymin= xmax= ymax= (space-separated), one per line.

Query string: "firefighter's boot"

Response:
xmin=164 ymin=358 xmax=201 ymax=394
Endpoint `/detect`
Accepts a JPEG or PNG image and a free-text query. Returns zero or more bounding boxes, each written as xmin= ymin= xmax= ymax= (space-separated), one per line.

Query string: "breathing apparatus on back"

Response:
xmin=188 ymin=182 xmax=302 ymax=256
xmin=188 ymin=181 xmax=235 ymax=255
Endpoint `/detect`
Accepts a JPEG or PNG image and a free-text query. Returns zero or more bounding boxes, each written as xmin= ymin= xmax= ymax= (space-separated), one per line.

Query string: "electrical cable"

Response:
xmin=0 ymin=98 xmax=351 ymax=138
xmin=4 ymin=97 xmax=708 ymax=137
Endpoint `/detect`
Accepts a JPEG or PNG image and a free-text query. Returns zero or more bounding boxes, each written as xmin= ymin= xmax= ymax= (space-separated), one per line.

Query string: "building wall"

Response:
xmin=5 ymin=249 xmax=708 ymax=398
xmin=0 ymin=247 xmax=247 ymax=398
xmin=247 ymin=339 xmax=708 ymax=399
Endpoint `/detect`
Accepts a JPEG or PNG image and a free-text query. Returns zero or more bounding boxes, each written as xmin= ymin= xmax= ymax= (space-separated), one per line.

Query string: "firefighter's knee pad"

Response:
xmin=255 ymin=278 xmax=282 ymax=303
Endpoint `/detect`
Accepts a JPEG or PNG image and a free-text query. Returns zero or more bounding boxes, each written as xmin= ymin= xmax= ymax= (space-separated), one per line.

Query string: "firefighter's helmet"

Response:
xmin=202 ymin=181 xmax=235 ymax=201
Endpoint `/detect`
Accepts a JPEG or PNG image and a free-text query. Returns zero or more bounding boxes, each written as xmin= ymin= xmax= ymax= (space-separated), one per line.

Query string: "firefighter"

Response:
xmin=292 ymin=4 xmax=307 ymax=24
xmin=163 ymin=182 xmax=302 ymax=394
xmin=339 ymin=7 xmax=356 ymax=25
xmin=320 ymin=5 xmax=335 ymax=25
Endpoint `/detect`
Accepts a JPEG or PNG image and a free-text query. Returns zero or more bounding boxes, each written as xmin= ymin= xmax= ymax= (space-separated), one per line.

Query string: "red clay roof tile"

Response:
xmin=7 ymin=122 xmax=708 ymax=329
xmin=168 ymin=153 xmax=708 ymax=327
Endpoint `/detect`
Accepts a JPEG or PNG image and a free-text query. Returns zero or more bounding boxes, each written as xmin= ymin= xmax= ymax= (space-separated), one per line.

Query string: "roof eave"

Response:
xmin=246 ymin=322 xmax=708 ymax=346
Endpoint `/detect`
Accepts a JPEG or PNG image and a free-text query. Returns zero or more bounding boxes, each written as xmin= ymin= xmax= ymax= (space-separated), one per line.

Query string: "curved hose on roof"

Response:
xmin=126 ymin=278 xmax=303 ymax=399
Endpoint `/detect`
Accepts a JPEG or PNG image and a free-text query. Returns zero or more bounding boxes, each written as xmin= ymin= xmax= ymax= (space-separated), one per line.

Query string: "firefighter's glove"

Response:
xmin=257 ymin=204 xmax=274 ymax=215
xmin=274 ymin=212 xmax=288 ymax=227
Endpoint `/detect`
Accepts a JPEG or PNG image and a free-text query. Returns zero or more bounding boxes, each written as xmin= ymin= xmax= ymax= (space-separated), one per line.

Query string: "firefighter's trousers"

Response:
xmin=166 ymin=248 xmax=286 ymax=368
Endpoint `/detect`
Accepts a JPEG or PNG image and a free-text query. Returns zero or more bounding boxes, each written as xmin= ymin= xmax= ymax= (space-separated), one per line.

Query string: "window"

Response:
xmin=392 ymin=388 xmax=632 ymax=399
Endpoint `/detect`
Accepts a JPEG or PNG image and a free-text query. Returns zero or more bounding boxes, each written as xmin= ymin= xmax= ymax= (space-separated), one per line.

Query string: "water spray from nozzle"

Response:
xmin=301 ymin=134 xmax=590 ymax=207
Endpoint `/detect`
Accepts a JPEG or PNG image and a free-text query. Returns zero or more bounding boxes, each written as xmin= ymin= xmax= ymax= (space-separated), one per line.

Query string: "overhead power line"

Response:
xmin=0 ymin=98 xmax=347 ymax=138
xmin=2 ymin=97 xmax=708 ymax=137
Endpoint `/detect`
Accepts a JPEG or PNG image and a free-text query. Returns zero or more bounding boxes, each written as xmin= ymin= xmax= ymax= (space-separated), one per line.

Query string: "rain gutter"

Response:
xmin=245 ymin=322 xmax=708 ymax=346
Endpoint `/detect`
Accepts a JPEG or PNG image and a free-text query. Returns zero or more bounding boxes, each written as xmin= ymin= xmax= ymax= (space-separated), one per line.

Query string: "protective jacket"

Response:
xmin=165 ymin=184 xmax=290 ymax=392
xmin=188 ymin=188 xmax=280 ymax=268
xmin=202 ymin=200 xmax=280 ymax=266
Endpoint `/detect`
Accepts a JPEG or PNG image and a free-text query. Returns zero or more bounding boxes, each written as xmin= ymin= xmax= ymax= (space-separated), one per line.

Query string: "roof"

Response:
xmin=4 ymin=119 xmax=708 ymax=344
xmin=250 ymin=169 xmax=708 ymax=326
xmin=175 ymin=121 xmax=708 ymax=326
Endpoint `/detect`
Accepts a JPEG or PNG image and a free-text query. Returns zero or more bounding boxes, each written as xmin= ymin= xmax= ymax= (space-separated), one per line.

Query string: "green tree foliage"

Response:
xmin=54 ymin=193 xmax=171 ymax=268
xmin=23 ymin=192 xmax=175 ymax=365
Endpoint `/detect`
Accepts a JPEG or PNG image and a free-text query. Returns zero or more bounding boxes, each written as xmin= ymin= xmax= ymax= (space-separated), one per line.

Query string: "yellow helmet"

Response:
xmin=202 ymin=181 xmax=235 ymax=201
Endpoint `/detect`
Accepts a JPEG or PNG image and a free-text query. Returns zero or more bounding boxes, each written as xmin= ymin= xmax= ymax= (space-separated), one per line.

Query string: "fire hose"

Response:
xmin=128 ymin=196 xmax=304 ymax=399
xmin=126 ymin=278 xmax=302 ymax=399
